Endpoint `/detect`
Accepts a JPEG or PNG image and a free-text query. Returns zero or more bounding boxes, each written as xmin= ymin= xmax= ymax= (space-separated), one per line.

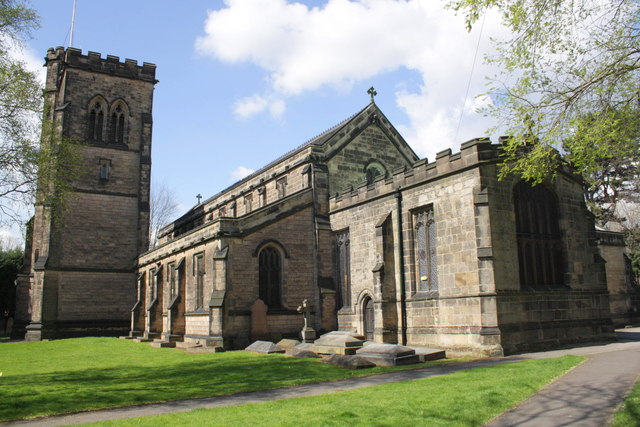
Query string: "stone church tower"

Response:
xmin=13 ymin=47 xmax=157 ymax=340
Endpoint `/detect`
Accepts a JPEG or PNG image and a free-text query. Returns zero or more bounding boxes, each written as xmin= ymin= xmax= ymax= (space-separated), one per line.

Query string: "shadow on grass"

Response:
xmin=0 ymin=353 xmax=381 ymax=422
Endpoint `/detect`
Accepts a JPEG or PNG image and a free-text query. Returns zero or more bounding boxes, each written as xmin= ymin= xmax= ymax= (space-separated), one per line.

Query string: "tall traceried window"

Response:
xmin=88 ymin=100 xmax=105 ymax=142
xmin=109 ymin=104 xmax=126 ymax=144
xmin=336 ymin=230 xmax=351 ymax=308
xmin=194 ymin=253 xmax=205 ymax=310
xmin=258 ymin=246 xmax=282 ymax=308
xmin=413 ymin=207 xmax=438 ymax=292
xmin=514 ymin=181 xmax=564 ymax=289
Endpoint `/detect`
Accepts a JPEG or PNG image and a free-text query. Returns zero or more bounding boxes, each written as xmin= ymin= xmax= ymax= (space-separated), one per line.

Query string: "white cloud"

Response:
xmin=197 ymin=0 xmax=509 ymax=159
xmin=233 ymin=94 xmax=286 ymax=120
xmin=230 ymin=165 xmax=255 ymax=182
xmin=234 ymin=95 xmax=268 ymax=119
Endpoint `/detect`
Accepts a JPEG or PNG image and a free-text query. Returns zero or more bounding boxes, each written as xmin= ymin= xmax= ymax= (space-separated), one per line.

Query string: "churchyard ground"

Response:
xmin=0 ymin=337 xmax=457 ymax=422
xmin=86 ymin=355 xmax=585 ymax=426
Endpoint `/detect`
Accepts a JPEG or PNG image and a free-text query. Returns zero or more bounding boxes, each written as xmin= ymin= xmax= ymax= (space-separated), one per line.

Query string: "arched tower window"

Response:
xmin=109 ymin=102 xmax=128 ymax=144
xmin=88 ymin=100 xmax=106 ymax=142
xmin=364 ymin=160 xmax=387 ymax=184
xmin=258 ymin=246 xmax=282 ymax=308
xmin=514 ymin=181 xmax=564 ymax=289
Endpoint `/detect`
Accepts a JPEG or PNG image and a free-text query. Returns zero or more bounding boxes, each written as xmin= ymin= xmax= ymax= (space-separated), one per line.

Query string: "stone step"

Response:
xmin=132 ymin=338 xmax=154 ymax=343
xmin=150 ymin=341 xmax=176 ymax=348
xmin=184 ymin=346 xmax=224 ymax=354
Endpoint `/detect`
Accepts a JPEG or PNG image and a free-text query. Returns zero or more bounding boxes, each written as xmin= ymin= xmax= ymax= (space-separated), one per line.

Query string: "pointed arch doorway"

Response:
xmin=363 ymin=297 xmax=374 ymax=341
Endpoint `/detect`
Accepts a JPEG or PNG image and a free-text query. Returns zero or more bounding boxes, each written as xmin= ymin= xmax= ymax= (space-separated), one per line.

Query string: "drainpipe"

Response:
xmin=395 ymin=190 xmax=408 ymax=345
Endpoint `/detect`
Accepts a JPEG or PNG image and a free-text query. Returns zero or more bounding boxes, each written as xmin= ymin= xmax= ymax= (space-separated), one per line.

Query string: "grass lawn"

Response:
xmin=611 ymin=376 xmax=640 ymax=426
xmin=0 ymin=337 xmax=453 ymax=422
xmin=90 ymin=355 xmax=585 ymax=426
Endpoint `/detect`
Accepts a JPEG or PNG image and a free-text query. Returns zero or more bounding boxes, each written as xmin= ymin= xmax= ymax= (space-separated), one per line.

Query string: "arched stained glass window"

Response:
xmin=259 ymin=246 xmax=281 ymax=308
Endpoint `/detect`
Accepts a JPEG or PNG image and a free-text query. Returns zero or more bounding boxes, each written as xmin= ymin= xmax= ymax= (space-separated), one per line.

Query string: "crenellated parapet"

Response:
xmin=46 ymin=46 xmax=157 ymax=82
xmin=330 ymin=137 xmax=501 ymax=211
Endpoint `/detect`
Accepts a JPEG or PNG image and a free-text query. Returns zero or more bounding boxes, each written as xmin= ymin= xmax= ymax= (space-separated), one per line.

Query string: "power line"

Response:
xmin=454 ymin=9 xmax=487 ymax=144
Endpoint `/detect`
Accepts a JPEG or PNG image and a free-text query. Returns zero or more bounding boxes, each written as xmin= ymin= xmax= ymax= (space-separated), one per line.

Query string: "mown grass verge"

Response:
xmin=89 ymin=355 xmax=585 ymax=426
xmin=611 ymin=376 xmax=640 ymax=426
xmin=0 ymin=337 xmax=452 ymax=422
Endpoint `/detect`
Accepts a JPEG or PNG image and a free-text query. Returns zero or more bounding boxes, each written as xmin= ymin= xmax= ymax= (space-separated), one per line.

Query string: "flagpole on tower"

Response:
xmin=69 ymin=0 xmax=77 ymax=48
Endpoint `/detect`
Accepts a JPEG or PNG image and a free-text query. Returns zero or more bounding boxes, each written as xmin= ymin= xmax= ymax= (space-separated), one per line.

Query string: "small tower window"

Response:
xmin=98 ymin=158 xmax=111 ymax=182
xmin=88 ymin=101 xmax=105 ymax=142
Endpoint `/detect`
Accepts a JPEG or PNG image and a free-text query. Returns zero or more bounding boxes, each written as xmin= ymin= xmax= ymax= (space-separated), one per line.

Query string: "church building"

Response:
xmin=14 ymin=47 xmax=619 ymax=356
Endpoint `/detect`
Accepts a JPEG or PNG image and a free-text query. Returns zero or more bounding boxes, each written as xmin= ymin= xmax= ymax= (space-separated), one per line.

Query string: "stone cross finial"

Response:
xmin=367 ymin=86 xmax=377 ymax=103
xmin=196 ymin=194 xmax=202 ymax=204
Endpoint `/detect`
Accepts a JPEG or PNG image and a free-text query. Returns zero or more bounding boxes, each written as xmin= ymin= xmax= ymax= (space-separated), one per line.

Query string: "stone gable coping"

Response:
xmin=46 ymin=46 xmax=157 ymax=82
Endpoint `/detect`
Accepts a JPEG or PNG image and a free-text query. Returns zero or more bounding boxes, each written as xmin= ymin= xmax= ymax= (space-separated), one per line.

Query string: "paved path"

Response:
xmin=5 ymin=329 xmax=640 ymax=426
xmin=487 ymin=329 xmax=640 ymax=427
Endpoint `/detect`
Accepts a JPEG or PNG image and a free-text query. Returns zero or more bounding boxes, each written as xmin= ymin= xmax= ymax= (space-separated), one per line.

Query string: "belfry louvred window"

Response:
xmin=109 ymin=104 xmax=126 ymax=144
xmin=88 ymin=101 xmax=105 ymax=142
xmin=514 ymin=181 xmax=564 ymax=289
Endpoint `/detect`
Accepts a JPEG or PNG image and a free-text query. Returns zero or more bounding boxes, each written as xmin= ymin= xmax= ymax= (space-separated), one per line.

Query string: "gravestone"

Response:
xmin=250 ymin=299 xmax=269 ymax=341
xmin=245 ymin=340 xmax=285 ymax=354
xmin=297 ymin=299 xmax=316 ymax=343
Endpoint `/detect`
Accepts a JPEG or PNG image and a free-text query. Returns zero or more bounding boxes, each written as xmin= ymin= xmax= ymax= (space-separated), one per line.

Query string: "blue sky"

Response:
xmin=7 ymin=0 xmax=507 ymax=239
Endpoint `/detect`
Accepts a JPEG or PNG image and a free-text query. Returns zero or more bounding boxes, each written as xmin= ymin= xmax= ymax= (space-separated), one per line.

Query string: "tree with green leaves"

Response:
xmin=0 ymin=1 xmax=82 ymax=228
xmin=449 ymin=0 xmax=640 ymax=225
xmin=0 ymin=246 xmax=22 ymax=333
xmin=0 ymin=0 xmax=43 ymax=224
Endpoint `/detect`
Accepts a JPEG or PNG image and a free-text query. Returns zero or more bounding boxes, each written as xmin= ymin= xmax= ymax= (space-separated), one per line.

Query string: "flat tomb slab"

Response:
xmin=312 ymin=331 xmax=365 ymax=355
xmin=356 ymin=343 xmax=419 ymax=366
xmin=245 ymin=340 xmax=285 ymax=354
xmin=409 ymin=346 xmax=447 ymax=361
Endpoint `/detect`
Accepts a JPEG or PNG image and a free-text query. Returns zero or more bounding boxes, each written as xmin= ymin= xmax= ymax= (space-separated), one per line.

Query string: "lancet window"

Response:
xmin=413 ymin=207 xmax=437 ymax=292
xmin=336 ymin=230 xmax=351 ymax=308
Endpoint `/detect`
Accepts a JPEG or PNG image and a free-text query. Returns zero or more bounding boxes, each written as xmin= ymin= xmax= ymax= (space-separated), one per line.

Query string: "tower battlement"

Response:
xmin=46 ymin=46 xmax=157 ymax=82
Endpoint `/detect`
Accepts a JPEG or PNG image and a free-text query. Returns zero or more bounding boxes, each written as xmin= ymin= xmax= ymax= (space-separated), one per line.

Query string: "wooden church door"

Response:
xmin=364 ymin=297 xmax=374 ymax=341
